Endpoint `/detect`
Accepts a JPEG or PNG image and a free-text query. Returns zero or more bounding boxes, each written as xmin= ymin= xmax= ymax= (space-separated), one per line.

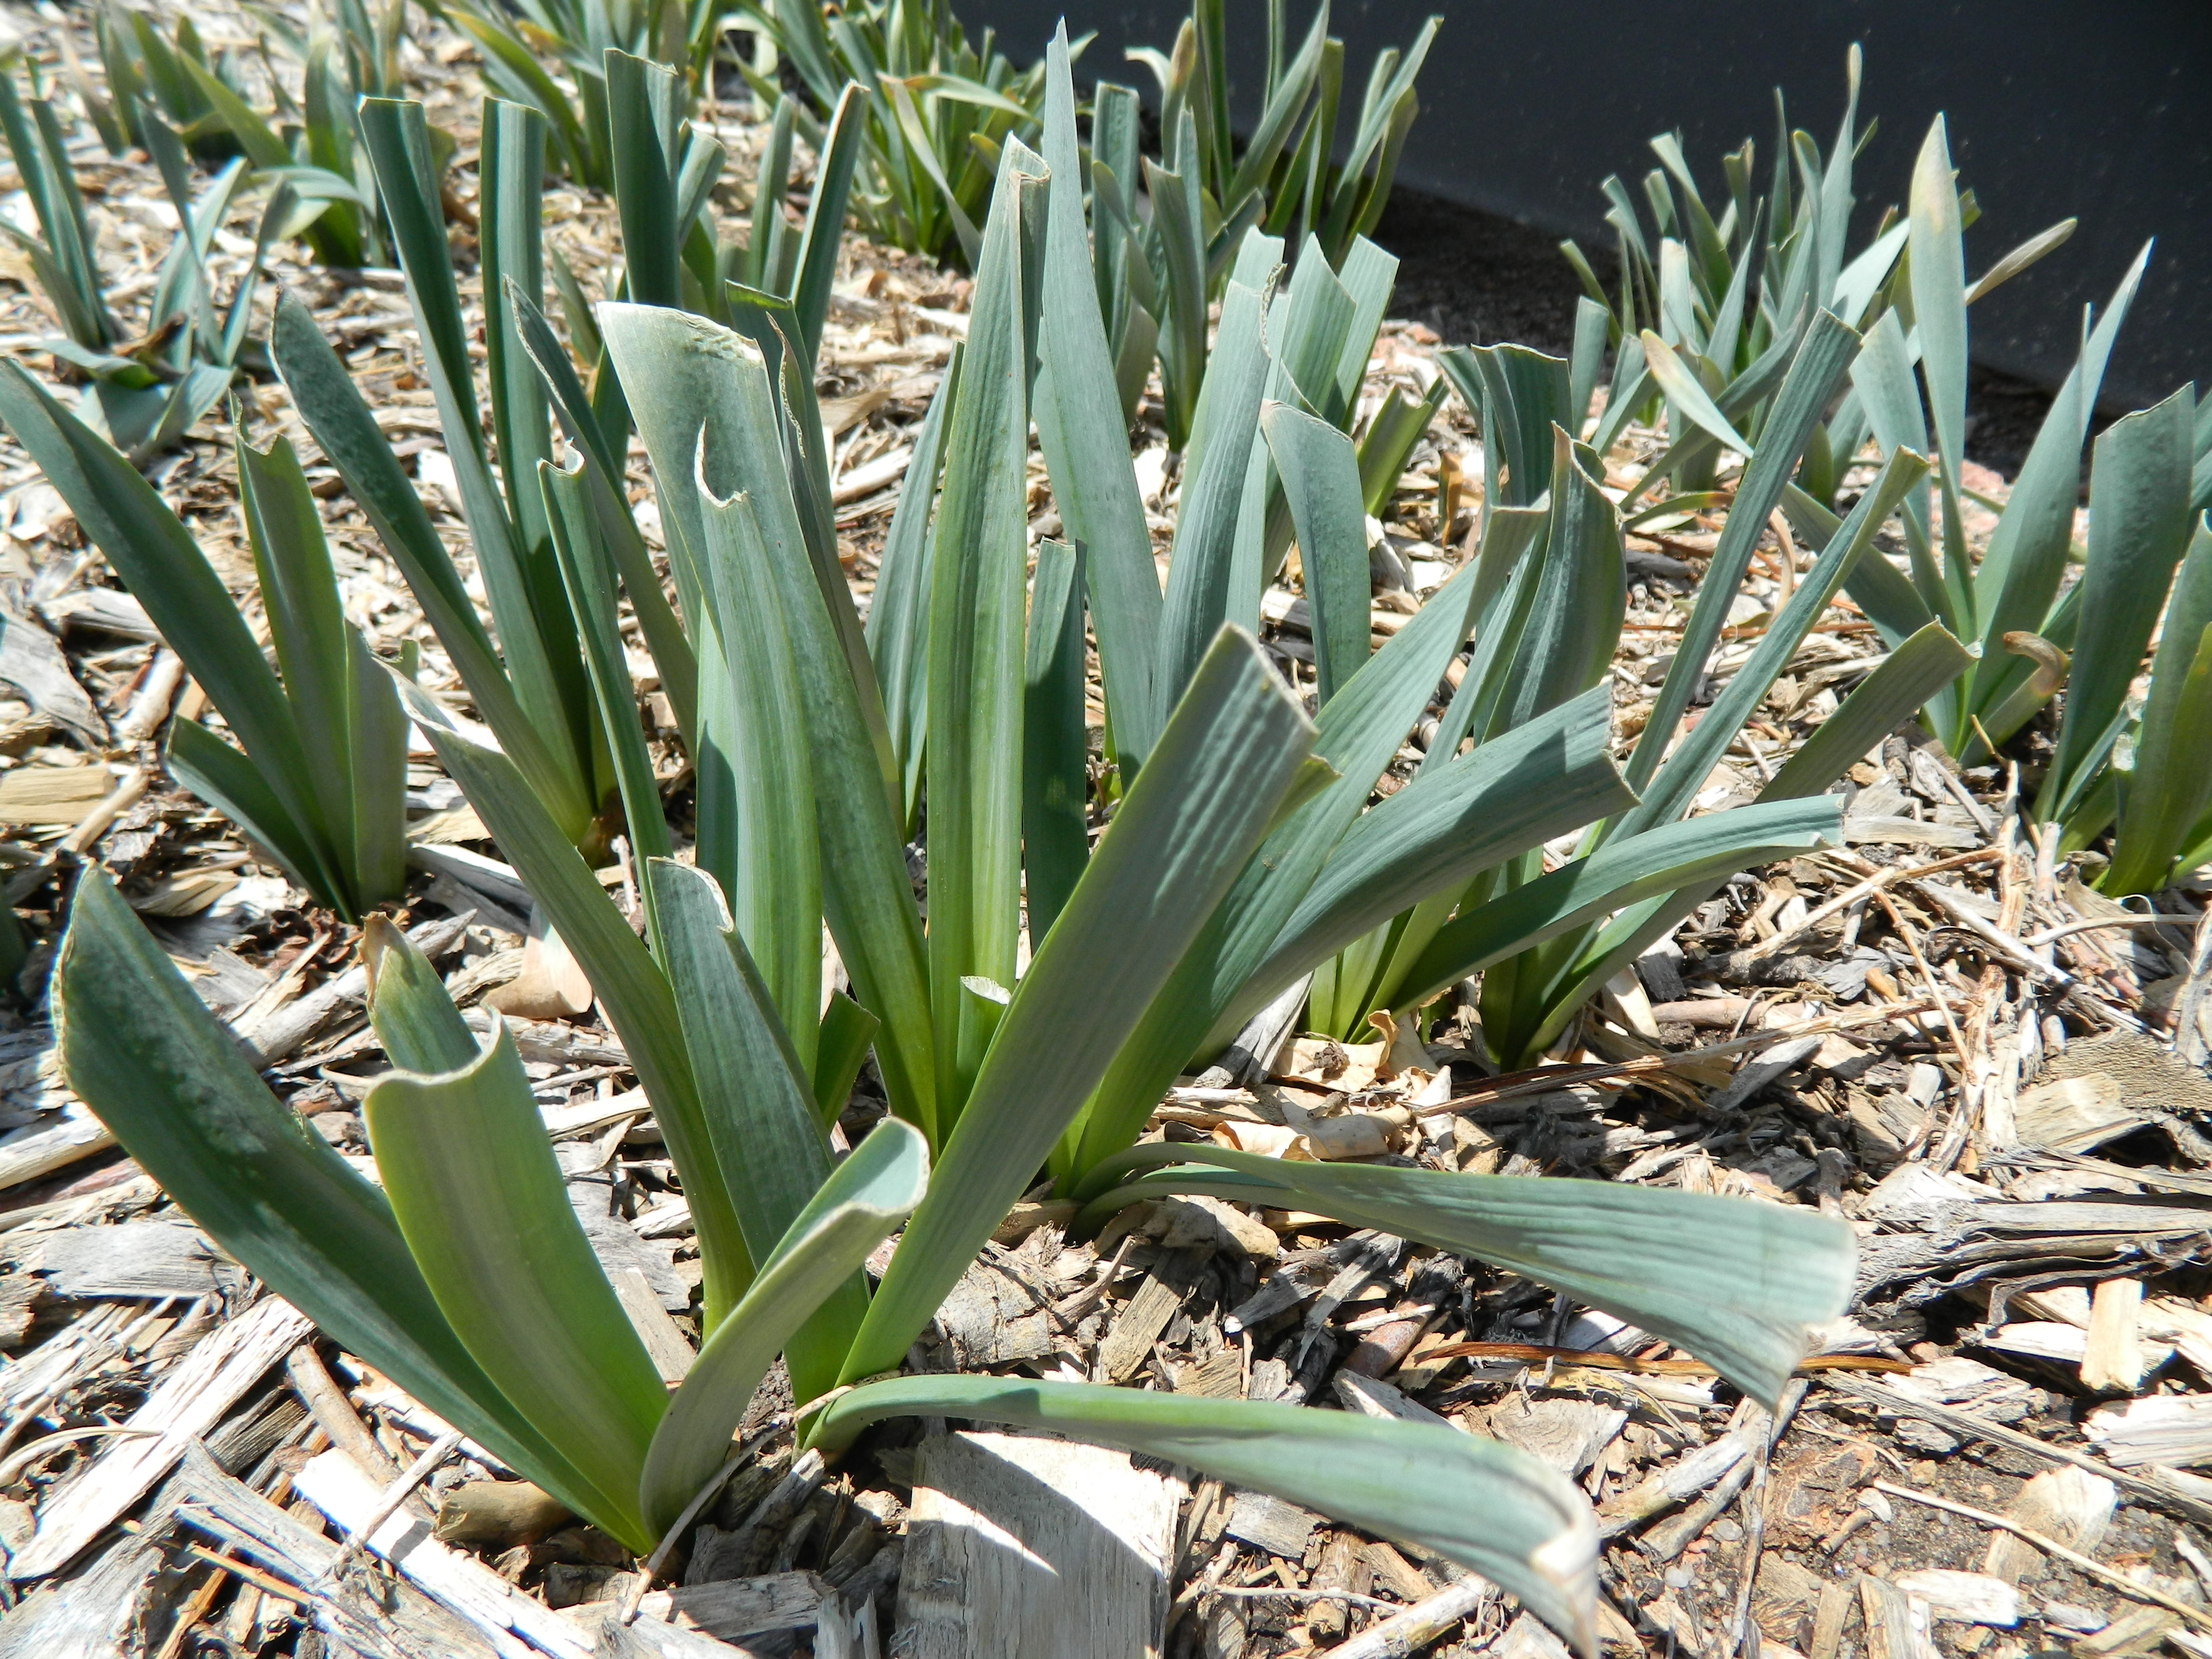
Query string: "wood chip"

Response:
xmin=0 ymin=761 xmax=113 ymax=826
xmin=0 ymin=609 xmax=107 ymax=746
xmin=1223 ymin=1490 xmax=1321 ymax=1560
xmin=897 ymin=1431 xmax=1181 ymax=1658
xmin=2012 ymin=1074 xmax=2143 ymax=1154
xmin=2085 ymin=1394 xmax=2212 ymax=1469
xmin=291 ymin=1448 xmax=596 ymax=1659
xmin=1096 ymin=1247 xmax=1204 ymax=1384
xmin=11 ymin=1295 xmax=314 ymax=1578
xmin=1891 ymin=1569 xmax=2020 ymax=1626
xmin=1859 ymin=1576 xmax=1938 ymax=1659
xmin=2081 ymin=1277 xmax=2146 ymax=1392
xmin=1983 ymin=1465 xmax=2115 ymax=1584
xmin=1484 ymin=1394 xmax=1628 ymax=1476
xmin=611 ymin=1264 xmax=696 ymax=1383
xmin=641 ymin=1568 xmax=833 ymax=1640
xmin=36 ymin=1214 xmax=222 ymax=1299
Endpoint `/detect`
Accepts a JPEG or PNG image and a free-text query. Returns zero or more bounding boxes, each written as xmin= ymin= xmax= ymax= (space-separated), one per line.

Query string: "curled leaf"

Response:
xmin=2002 ymin=630 xmax=2071 ymax=697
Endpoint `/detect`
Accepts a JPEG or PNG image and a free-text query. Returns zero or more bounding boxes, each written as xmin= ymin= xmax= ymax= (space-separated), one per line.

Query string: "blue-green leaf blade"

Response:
xmin=1076 ymin=1146 xmax=1852 ymax=1408
xmin=54 ymin=871 xmax=610 ymax=1536
xmin=847 ymin=627 xmax=1316 ymax=1382
xmin=364 ymin=1018 xmax=665 ymax=1550
xmin=642 ymin=1118 xmax=928 ymax=1532
xmin=817 ymin=1374 xmax=1599 ymax=1652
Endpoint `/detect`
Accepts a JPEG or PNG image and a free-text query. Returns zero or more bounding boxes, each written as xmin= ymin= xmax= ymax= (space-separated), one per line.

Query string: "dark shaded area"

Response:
xmin=971 ymin=0 xmax=2212 ymax=410
xmin=1370 ymin=185 xmax=1589 ymax=360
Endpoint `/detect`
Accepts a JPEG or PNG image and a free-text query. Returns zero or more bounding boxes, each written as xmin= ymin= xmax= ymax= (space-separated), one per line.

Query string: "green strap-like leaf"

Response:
xmin=600 ymin=304 xmax=935 ymax=1141
xmin=2041 ymin=388 xmax=2196 ymax=820
xmin=650 ymin=860 xmax=858 ymax=1406
xmin=1637 ymin=331 xmax=1751 ymax=456
xmin=177 ymin=53 xmax=289 ymax=167
xmin=270 ymin=296 xmax=593 ymax=841
xmin=1626 ymin=311 xmax=1858 ymax=791
xmin=1074 ymin=1144 xmax=1852 ymax=1408
xmin=359 ymin=98 xmax=587 ymax=811
xmin=1334 ymin=244 xmax=1402 ymax=416
xmin=1267 ymin=237 xmax=1357 ymax=427
xmin=541 ymin=459 xmax=672 ymax=950
xmin=1494 ymin=430 xmax=1624 ymax=736
xmin=1761 ymin=622 xmax=1975 ymax=802
xmin=697 ymin=487 xmax=823 ymax=1060
xmin=1146 ymin=114 xmax=1207 ymax=447
xmin=1908 ymin=117 xmax=1973 ymax=631
xmin=1237 ymin=685 xmax=1634 ymax=1029
xmin=1356 ymin=378 xmax=1447 ymax=520
xmin=2108 ymin=520 xmax=2212 ymax=894
xmin=162 ymin=719 xmax=325 ymax=903
xmin=864 ymin=343 xmax=960 ymax=824
xmin=1023 ymin=538 xmax=1090 ymax=946
xmin=0 ymin=76 xmax=114 ymax=347
xmin=642 ymin=1118 xmax=927 ymax=1533
xmin=1032 ymin=28 xmax=1163 ymax=769
xmin=1961 ymin=245 xmax=2150 ymax=747
xmin=343 ymin=627 xmax=408 ymax=912
xmin=604 ymin=51 xmax=687 ymax=309
xmin=816 ymin=1374 xmax=1598 ymax=1652
xmin=399 ymin=684 xmax=755 ymax=1330
xmin=791 ymin=81 xmax=868 ymax=360
xmin=1228 ymin=0 xmax=1331 ymax=216
xmin=745 ymin=96 xmax=799 ymax=297
xmin=0 ymin=366 xmax=316 ymax=847
xmin=1426 ymin=502 xmax=1550 ymax=763
xmin=447 ymin=8 xmax=602 ymax=186
xmin=1390 ymin=796 xmax=1844 ymax=1013
xmin=481 ymin=100 xmax=557 ymax=575
xmin=1847 ymin=311 xmax=1946 ymax=628
xmin=237 ymin=427 xmax=362 ymax=910
xmin=926 ymin=144 xmax=1044 ymax=1123
xmin=510 ymin=285 xmax=694 ymax=742
xmin=55 ymin=871 xmax=611 ymax=1535
xmin=1131 ymin=555 xmax=1487 ymax=1067
xmin=365 ymin=1019 xmax=666 ymax=1550
xmin=814 ymin=992 xmax=882 ymax=1125
xmin=1160 ymin=281 xmax=1272 ymax=707
xmin=1068 ymin=568 xmax=1509 ymax=1159
xmin=846 ymin=627 xmax=1316 ymax=1382
xmin=364 ymin=916 xmax=479 ymax=1074
xmin=1436 ymin=344 xmax=1568 ymax=509
xmin=1621 ymin=446 xmax=1929 ymax=836
xmin=1263 ymin=401 xmax=1370 ymax=706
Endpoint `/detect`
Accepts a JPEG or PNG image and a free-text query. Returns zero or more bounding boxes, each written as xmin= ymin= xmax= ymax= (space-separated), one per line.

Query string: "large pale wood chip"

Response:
xmin=2085 ymin=1394 xmax=2212 ymax=1469
xmin=12 ymin=1295 xmax=314 ymax=1578
xmin=168 ymin=1442 xmax=503 ymax=1658
xmin=1224 ymin=1489 xmax=1322 ymax=1560
xmin=291 ymin=1448 xmax=595 ymax=1659
xmin=1984 ymin=1465 xmax=2116 ymax=1584
xmin=37 ymin=1215 xmax=224 ymax=1300
xmin=0 ymin=609 xmax=106 ymax=746
xmin=0 ymin=1103 xmax=116 ymax=1193
xmin=896 ymin=1430 xmax=1181 ymax=1659
xmin=1485 ymin=1394 xmax=1627 ymax=1477
xmin=1892 ymin=1569 xmax=2020 ymax=1626
xmin=1859 ymin=1576 xmax=1938 ymax=1659
xmin=2081 ymin=1278 xmax=2146 ymax=1393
